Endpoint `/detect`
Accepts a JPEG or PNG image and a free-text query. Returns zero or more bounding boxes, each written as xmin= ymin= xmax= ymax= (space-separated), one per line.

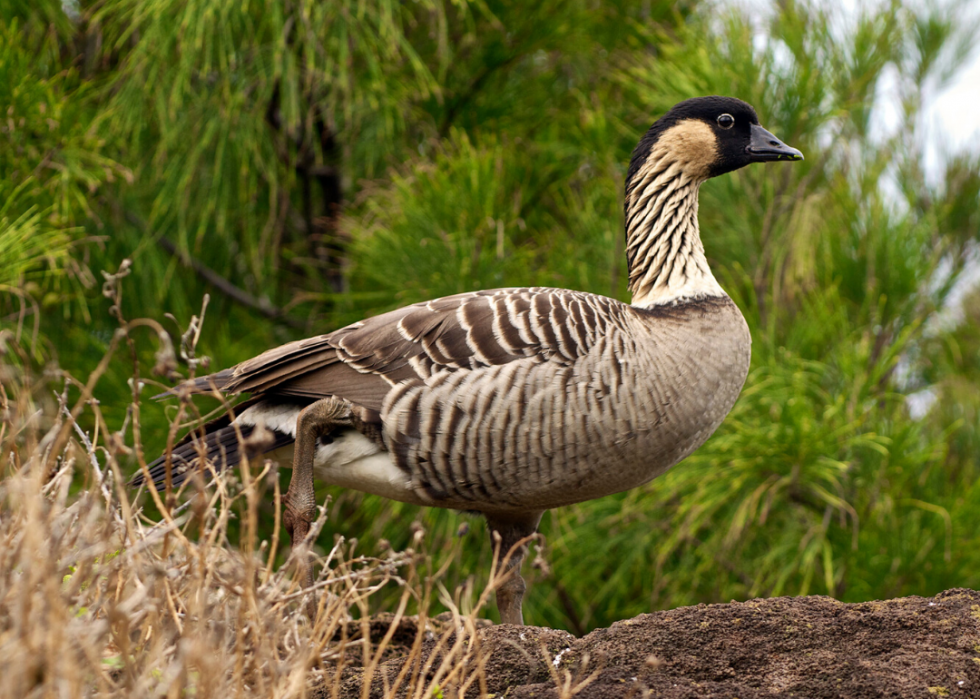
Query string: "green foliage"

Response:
xmin=347 ymin=130 xmax=568 ymax=311
xmin=3 ymin=0 xmax=979 ymax=634
xmin=0 ymin=183 xmax=70 ymax=289
xmin=0 ymin=11 xmax=127 ymax=356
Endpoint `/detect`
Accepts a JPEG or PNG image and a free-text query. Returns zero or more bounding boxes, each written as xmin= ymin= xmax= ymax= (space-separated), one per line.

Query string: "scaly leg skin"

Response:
xmin=283 ymin=397 xmax=352 ymax=620
xmin=484 ymin=511 xmax=544 ymax=626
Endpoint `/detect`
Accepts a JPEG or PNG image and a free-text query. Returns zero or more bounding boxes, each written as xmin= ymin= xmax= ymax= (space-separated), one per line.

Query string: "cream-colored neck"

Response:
xmin=624 ymin=155 xmax=725 ymax=308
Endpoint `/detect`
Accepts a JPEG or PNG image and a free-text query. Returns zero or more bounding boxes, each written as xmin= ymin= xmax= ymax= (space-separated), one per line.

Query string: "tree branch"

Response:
xmin=124 ymin=211 xmax=306 ymax=330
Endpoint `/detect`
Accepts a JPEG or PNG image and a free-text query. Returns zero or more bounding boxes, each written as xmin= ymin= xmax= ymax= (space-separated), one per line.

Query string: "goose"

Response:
xmin=134 ymin=96 xmax=803 ymax=626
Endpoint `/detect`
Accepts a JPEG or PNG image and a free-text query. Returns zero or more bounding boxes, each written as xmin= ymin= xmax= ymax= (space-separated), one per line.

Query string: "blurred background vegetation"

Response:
xmin=2 ymin=0 xmax=979 ymax=633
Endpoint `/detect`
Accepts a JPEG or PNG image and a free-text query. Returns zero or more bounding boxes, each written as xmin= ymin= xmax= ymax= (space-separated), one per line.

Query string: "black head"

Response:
xmin=626 ymin=96 xmax=802 ymax=188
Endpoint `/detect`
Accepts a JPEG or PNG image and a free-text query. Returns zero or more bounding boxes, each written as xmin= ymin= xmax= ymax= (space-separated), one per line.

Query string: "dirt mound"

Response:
xmin=333 ymin=588 xmax=980 ymax=698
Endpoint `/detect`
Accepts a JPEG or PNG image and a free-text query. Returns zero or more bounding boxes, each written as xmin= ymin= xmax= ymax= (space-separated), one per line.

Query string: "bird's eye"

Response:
xmin=717 ymin=113 xmax=735 ymax=129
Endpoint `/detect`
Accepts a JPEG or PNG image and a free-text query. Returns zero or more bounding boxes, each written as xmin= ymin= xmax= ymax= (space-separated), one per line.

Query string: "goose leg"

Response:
xmin=485 ymin=511 xmax=543 ymax=626
xmin=283 ymin=397 xmax=351 ymax=618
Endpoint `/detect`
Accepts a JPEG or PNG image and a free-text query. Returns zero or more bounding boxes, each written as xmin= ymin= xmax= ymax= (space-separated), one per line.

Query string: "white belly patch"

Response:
xmin=312 ymin=430 xmax=414 ymax=501
xmin=237 ymin=402 xmax=419 ymax=504
xmin=263 ymin=431 xmax=417 ymax=504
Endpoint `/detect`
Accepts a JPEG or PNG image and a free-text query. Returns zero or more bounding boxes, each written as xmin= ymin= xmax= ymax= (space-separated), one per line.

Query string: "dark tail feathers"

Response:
xmin=132 ymin=423 xmax=294 ymax=490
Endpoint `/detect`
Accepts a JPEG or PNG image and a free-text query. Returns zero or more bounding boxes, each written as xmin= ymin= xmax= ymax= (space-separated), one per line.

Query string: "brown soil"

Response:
xmin=331 ymin=588 xmax=980 ymax=698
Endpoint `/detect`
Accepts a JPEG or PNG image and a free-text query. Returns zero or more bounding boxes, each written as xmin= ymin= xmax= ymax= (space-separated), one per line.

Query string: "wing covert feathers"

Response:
xmin=172 ymin=288 xmax=623 ymax=408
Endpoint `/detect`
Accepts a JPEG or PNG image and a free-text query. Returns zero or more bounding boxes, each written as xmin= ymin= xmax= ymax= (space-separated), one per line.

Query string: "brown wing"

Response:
xmin=178 ymin=287 xmax=624 ymax=412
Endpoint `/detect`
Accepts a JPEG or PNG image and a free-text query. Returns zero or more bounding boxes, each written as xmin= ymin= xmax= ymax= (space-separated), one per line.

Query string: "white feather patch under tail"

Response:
xmin=238 ymin=402 xmax=418 ymax=505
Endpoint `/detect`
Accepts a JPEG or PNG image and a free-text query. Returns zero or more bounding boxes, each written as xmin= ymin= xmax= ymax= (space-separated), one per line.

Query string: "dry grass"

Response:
xmin=0 ymin=277 xmax=533 ymax=699
xmin=0 ymin=373 xmax=517 ymax=698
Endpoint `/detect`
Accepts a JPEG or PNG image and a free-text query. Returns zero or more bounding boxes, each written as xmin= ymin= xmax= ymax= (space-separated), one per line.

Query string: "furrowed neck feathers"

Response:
xmin=624 ymin=119 xmax=725 ymax=308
